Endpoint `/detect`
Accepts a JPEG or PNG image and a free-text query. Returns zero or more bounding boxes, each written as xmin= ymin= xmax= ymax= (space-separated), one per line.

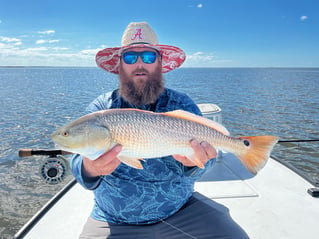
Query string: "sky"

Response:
xmin=0 ymin=0 xmax=318 ymax=68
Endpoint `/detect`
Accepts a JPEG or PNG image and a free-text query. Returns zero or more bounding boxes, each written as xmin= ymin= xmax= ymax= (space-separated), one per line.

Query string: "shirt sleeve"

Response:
xmin=70 ymin=154 xmax=102 ymax=190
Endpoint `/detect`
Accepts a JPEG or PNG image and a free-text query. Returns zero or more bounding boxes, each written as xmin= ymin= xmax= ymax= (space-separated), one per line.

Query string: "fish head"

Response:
xmin=51 ymin=114 xmax=112 ymax=159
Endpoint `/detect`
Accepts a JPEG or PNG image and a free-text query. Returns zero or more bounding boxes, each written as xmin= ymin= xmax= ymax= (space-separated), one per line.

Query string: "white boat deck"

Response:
xmin=197 ymin=153 xmax=319 ymax=238
xmin=15 ymin=152 xmax=319 ymax=239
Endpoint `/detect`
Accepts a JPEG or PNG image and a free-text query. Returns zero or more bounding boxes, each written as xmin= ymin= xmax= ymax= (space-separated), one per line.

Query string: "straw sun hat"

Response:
xmin=96 ymin=22 xmax=186 ymax=74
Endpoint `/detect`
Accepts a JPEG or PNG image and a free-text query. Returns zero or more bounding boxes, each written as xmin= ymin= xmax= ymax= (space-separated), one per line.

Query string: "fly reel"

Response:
xmin=40 ymin=155 xmax=68 ymax=184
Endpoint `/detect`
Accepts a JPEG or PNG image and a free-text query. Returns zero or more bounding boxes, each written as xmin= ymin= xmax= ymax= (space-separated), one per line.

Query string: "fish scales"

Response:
xmin=98 ymin=110 xmax=230 ymax=158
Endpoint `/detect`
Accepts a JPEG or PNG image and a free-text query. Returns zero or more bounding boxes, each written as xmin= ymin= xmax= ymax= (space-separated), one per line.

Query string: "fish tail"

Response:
xmin=236 ymin=135 xmax=278 ymax=174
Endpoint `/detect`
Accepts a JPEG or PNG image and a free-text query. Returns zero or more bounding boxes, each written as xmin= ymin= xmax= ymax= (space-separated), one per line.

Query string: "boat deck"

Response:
xmin=15 ymin=153 xmax=319 ymax=239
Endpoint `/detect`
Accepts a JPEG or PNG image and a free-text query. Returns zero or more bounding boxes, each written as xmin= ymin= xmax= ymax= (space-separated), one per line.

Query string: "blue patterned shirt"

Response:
xmin=70 ymin=88 xmax=215 ymax=224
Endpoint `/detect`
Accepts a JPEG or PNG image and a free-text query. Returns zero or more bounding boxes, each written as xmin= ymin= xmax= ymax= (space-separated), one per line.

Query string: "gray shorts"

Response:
xmin=79 ymin=192 xmax=249 ymax=239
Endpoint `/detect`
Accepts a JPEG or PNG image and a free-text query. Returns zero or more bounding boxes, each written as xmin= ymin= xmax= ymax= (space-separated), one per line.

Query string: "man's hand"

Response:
xmin=82 ymin=145 xmax=122 ymax=177
xmin=173 ymin=139 xmax=217 ymax=167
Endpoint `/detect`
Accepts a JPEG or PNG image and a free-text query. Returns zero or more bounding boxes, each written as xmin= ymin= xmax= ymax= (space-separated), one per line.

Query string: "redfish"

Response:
xmin=51 ymin=109 xmax=278 ymax=174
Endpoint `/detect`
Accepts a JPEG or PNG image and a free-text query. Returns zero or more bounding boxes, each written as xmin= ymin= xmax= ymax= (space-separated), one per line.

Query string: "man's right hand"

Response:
xmin=82 ymin=145 xmax=122 ymax=177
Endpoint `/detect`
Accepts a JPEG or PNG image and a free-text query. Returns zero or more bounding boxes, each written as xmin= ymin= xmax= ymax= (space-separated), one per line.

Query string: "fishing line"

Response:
xmin=278 ymin=139 xmax=319 ymax=143
xmin=159 ymin=219 xmax=198 ymax=239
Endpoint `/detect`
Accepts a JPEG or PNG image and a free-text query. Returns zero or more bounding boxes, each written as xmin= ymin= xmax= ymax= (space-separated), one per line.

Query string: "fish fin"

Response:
xmin=118 ymin=155 xmax=144 ymax=169
xmin=163 ymin=110 xmax=230 ymax=135
xmin=236 ymin=135 xmax=278 ymax=174
xmin=186 ymin=153 xmax=205 ymax=169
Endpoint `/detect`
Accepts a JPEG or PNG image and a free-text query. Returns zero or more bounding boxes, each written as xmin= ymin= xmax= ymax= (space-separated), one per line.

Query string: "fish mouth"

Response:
xmin=53 ymin=142 xmax=70 ymax=150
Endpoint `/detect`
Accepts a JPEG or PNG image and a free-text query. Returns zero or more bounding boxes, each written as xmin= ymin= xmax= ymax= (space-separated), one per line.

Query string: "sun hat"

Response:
xmin=96 ymin=22 xmax=186 ymax=74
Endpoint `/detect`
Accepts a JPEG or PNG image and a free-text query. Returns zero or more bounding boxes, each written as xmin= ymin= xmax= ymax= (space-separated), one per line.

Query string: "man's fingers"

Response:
xmin=82 ymin=145 xmax=122 ymax=177
xmin=97 ymin=144 xmax=122 ymax=162
xmin=200 ymin=141 xmax=217 ymax=159
xmin=173 ymin=140 xmax=217 ymax=168
xmin=190 ymin=139 xmax=217 ymax=165
xmin=190 ymin=139 xmax=208 ymax=161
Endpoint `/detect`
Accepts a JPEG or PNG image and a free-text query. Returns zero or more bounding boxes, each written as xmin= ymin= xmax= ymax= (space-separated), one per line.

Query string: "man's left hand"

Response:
xmin=172 ymin=139 xmax=217 ymax=167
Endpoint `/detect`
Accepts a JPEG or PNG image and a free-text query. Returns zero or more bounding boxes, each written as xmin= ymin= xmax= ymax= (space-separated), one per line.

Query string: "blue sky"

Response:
xmin=0 ymin=0 xmax=318 ymax=67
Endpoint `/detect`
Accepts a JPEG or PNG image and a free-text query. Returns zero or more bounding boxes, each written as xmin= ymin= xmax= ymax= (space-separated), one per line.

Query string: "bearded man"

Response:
xmin=71 ymin=22 xmax=249 ymax=239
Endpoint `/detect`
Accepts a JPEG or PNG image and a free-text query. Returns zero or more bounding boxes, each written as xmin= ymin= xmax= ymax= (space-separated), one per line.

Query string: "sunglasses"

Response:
xmin=121 ymin=51 xmax=158 ymax=64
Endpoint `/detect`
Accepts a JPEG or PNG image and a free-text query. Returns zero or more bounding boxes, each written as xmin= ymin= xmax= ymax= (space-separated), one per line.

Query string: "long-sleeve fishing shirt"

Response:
xmin=70 ymin=88 xmax=215 ymax=224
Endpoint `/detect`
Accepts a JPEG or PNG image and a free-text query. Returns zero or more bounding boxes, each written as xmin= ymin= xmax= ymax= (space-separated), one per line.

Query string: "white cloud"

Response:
xmin=0 ymin=43 xmax=102 ymax=66
xmin=188 ymin=52 xmax=214 ymax=61
xmin=51 ymin=47 xmax=69 ymax=51
xmin=36 ymin=39 xmax=46 ymax=44
xmin=38 ymin=30 xmax=55 ymax=35
xmin=0 ymin=42 xmax=18 ymax=50
xmin=187 ymin=3 xmax=203 ymax=8
xmin=0 ymin=31 xmax=106 ymax=66
xmin=0 ymin=36 xmax=22 ymax=47
xmin=0 ymin=36 xmax=21 ymax=43
xmin=36 ymin=39 xmax=60 ymax=44
xmin=300 ymin=16 xmax=308 ymax=21
xmin=184 ymin=51 xmax=232 ymax=67
xmin=80 ymin=49 xmax=101 ymax=55
xmin=48 ymin=40 xmax=59 ymax=43
xmin=27 ymin=47 xmax=49 ymax=52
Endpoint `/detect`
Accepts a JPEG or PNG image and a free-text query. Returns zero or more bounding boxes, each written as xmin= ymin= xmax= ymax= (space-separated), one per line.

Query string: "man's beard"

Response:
xmin=118 ymin=65 xmax=164 ymax=106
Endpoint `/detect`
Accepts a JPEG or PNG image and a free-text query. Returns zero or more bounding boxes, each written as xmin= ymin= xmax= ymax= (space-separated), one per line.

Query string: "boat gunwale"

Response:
xmin=13 ymin=179 xmax=77 ymax=239
xmin=271 ymin=154 xmax=319 ymax=187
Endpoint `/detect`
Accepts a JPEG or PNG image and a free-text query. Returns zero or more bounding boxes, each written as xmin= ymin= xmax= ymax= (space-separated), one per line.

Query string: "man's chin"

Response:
xmin=119 ymin=64 xmax=164 ymax=106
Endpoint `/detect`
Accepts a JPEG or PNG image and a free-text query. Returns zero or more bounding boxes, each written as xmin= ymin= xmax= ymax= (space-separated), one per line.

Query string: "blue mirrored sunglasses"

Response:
xmin=122 ymin=51 xmax=158 ymax=64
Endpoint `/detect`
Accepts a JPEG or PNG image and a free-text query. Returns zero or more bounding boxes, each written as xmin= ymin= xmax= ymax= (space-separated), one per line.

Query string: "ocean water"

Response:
xmin=0 ymin=67 xmax=318 ymax=238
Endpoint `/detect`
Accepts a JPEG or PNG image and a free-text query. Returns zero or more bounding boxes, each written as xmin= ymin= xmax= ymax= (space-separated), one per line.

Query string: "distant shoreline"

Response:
xmin=1 ymin=66 xmax=319 ymax=69
xmin=0 ymin=66 xmax=96 ymax=68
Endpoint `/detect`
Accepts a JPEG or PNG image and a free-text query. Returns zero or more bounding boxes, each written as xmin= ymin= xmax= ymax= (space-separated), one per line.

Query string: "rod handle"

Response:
xmin=18 ymin=149 xmax=72 ymax=157
xmin=19 ymin=148 xmax=33 ymax=157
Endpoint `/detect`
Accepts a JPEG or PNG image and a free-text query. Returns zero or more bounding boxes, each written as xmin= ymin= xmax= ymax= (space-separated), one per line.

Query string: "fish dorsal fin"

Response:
xmin=162 ymin=110 xmax=230 ymax=135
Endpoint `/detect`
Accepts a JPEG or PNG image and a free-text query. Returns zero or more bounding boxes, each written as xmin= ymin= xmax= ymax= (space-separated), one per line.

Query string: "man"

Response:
xmin=71 ymin=22 xmax=249 ymax=239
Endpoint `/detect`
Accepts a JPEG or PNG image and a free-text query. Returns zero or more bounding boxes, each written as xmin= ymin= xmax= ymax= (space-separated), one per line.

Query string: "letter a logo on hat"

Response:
xmin=131 ymin=28 xmax=143 ymax=40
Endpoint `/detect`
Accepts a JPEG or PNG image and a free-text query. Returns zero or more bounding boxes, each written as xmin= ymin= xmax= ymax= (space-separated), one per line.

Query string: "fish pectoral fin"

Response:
xmin=118 ymin=155 xmax=144 ymax=169
xmin=186 ymin=153 xmax=205 ymax=169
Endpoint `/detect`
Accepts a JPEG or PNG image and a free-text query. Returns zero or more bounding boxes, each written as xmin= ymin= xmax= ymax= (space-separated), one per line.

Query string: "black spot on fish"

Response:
xmin=243 ymin=140 xmax=250 ymax=147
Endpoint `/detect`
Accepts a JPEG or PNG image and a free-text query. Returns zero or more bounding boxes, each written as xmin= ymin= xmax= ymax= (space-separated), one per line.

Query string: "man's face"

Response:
xmin=118 ymin=47 xmax=164 ymax=106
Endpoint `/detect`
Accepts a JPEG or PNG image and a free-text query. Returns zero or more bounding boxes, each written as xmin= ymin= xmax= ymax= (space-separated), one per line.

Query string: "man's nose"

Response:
xmin=134 ymin=57 xmax=145 ymax=69
xmin=135 ymin=56 xmax=144 ymax=64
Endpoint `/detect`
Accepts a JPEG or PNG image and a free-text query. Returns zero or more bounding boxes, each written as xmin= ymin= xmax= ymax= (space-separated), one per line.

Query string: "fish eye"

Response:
xmin=243 ymin=139 xmax=250 ymax=147
xmin=62 ymin=131 xmax=69 ymax=137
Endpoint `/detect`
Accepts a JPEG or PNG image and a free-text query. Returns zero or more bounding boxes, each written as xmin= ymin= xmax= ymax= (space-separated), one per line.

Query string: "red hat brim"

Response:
xmin=95 ymin=44 xmax=186 ymax=74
